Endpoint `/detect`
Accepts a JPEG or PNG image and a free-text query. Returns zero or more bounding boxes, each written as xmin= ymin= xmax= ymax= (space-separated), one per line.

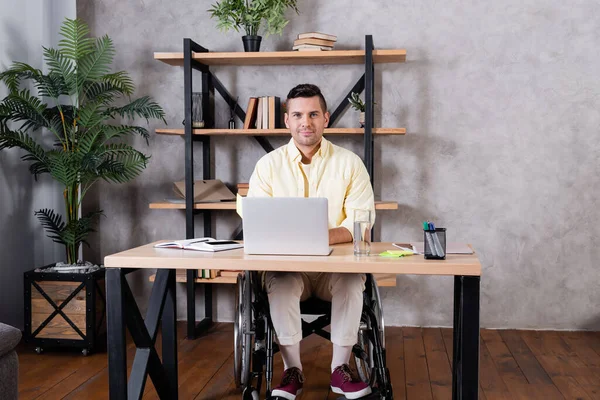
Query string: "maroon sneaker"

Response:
xmin=272 ymin=367 xmax=304 ymax=400
xmin=330 ymin=364 xmax=372 ymax=399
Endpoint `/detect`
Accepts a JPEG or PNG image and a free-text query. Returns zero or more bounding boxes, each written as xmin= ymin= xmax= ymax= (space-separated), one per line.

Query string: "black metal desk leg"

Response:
xmin=162 ymin=269 xmax=178 ymax=398
xmin=107 ymin=268 xmax=127 ymax=400
xmin=452 ymin=276 xmax=480 ymax=400
xmin=187 ymin=270 xmax=196 ymax=339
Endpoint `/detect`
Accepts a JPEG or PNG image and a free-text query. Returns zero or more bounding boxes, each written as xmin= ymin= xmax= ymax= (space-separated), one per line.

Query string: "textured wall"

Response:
xmin=0 ymin=0 xmax=76 ymax=329
xmin=78 ymin=0 xmax=600 ymax=329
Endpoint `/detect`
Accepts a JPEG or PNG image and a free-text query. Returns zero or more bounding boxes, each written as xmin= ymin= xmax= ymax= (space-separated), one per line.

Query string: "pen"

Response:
xmin=423 ymin=221 xmax=438 ymax=257
xmin=429 ymin=222 xmax=445 ymax=258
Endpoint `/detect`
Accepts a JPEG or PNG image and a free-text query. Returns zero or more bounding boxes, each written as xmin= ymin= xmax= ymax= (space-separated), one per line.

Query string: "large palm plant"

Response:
xmin=0 ymin=18 xmax=165 ymax=265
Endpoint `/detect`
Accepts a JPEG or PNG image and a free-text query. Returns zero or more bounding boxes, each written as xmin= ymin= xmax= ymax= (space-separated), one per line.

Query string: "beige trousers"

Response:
xmin=264 ymin=272 xmax=366 ymax=346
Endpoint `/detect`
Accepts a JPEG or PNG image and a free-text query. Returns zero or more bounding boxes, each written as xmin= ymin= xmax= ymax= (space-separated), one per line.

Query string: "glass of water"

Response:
xmin=353 ymin=209 xmax=372 ymax=256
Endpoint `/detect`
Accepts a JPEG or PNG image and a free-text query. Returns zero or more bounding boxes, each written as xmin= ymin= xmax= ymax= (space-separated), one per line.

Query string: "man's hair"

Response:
xmin=286 ymin=83 xmax=328 ymax=113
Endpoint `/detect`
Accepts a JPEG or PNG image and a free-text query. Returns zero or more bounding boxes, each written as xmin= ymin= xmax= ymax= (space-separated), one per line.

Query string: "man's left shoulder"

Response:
xmin=328 ymin=142 xmax=363 ymax=165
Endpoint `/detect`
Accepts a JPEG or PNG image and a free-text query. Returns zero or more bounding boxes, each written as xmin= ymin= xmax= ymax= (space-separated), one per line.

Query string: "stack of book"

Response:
xmin=218 ymin=270 xmax=243 ymax=278
xmin=292 ymin=32 xmax=337 ymax=51
xmin=237 ymin=183 xmax=249 ymax=196
xmin=243 ymin=96 xmax=282 ymax=129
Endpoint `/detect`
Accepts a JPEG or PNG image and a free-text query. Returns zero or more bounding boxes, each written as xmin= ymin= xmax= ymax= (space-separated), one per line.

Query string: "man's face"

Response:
xmin=284 ymin=96 xmax=330 ymax=149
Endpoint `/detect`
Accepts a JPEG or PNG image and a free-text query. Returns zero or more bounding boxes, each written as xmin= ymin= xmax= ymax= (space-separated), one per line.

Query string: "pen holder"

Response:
xmin=424 ymin=228 xmax=446 ymax=260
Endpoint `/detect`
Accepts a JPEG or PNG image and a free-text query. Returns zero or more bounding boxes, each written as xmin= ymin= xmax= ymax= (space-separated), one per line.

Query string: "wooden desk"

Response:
xmin=104 ymin=242 xmax=481 ymax=400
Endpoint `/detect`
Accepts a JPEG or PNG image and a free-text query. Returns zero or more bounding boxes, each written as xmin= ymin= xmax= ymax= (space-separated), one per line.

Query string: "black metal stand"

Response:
xmin=452 ymin=276 xmax=481 ymax=400
xmin=23 ymin=265 xmax=106 ymax=355
xmin=106 ymin=268 xmax=178 ymax=399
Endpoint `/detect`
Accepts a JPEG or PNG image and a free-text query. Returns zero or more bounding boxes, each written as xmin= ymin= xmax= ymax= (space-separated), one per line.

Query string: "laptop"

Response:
xmin=242 ymin=197 xmax=332 ymax=256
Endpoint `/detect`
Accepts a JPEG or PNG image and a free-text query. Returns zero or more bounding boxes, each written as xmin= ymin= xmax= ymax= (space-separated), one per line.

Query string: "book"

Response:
xmin=293 ymin=38 xmax=335 ymax=47
xmin=256 ymin=97 xmax=264 ymax=129
xmin=219 ymin=270 xmax=243 ymax=277
xmin=171 ymin=180 xmax=236 ymax=203
xmin=298 ymin=32 xmax=337 ymax=42
xmin=243 ymin=97 xmax=259 ymax=129
xmin=237 ymin=182 xmax=249 ymax=196
xmin=262 ymin=96 xmax=268 ymax=129
xmin=292 ymin=44 xmax=333 ymax=51
xmin=155 ymin=238 xmax=243 ymax=252
xmin=268 ymin=96 xmax=281 ymax=129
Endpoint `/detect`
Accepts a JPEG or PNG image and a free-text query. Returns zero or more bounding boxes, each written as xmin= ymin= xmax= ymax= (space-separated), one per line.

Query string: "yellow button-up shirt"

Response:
xmin=239 ymin=137 xmax=375 ymax=238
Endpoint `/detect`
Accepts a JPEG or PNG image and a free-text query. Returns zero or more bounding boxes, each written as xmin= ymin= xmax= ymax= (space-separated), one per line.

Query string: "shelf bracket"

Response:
xmin=329 ymin=74 xmax=366 ymax=127
xmin=210 ymin=72 xmax=246 ymax=122
xmin=208 ymin=72 xmax=274 ymax=153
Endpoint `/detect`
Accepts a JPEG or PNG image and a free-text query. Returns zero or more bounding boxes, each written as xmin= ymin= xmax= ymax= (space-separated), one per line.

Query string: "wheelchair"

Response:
xmin=234 ymin=271 xmax=393 ymax=399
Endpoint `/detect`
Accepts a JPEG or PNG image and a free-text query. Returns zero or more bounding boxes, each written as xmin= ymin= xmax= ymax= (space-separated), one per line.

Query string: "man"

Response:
xmin=246 ymin=84 xmax=375 ymax=399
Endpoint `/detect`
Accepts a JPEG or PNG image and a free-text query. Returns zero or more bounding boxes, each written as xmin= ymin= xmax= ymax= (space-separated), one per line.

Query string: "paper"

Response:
xmin=173 ymin=180 xmax=236 ymax=203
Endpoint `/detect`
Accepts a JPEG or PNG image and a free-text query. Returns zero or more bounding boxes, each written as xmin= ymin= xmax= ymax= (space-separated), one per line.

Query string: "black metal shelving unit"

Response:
xmin=179 ymin=35 xmax=394 ymax=339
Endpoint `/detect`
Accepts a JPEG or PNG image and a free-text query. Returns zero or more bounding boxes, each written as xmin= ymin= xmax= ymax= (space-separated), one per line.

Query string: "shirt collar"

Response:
xmin=286 ymin=136 xmax=330 ymax=162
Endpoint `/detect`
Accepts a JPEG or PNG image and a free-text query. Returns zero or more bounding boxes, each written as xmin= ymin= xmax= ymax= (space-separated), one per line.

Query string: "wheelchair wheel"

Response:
xmin=354 ymin=325 xmax=375 ymax=385
xmin=234 ymin=271 xmax=252 ymax=387
xmin=369 ymin=274 xmax=386 ymax=348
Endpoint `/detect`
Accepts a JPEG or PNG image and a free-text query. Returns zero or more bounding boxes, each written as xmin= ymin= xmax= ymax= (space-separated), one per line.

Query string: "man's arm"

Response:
xmin=329 ymin=226 xmax=352 ymax=245
xmin=338 ymin=160 xmax=376 ymax=239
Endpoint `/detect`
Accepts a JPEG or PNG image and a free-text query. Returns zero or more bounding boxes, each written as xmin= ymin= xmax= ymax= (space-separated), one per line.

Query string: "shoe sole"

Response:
xmin=331 ymin=385 xmax=372 ymax=399
xmin=272 ymin=388 xmax=302 ymax=400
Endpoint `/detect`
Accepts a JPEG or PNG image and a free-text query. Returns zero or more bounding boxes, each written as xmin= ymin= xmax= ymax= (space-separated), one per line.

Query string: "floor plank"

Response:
xmin=17 ymin=325 xmax=600 ymax=399
xmin=386 ymin=327 xmax=407 ymax=400
xmin=499 ymin=329 xmax=554 ymax=385
xmin=403 ymin=327 xmax=433 ymax=400
xmin=422 ymin=328 xmax=452 ymax=400
xmin=520 ymin=330 xmax=593 ymax=400
xmin=481 ymin=329 xmax=528 ymax=387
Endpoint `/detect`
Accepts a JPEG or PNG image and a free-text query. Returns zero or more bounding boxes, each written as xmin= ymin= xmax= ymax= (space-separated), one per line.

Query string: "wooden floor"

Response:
xmin=17 ymin=323 xmax=600 ymax=399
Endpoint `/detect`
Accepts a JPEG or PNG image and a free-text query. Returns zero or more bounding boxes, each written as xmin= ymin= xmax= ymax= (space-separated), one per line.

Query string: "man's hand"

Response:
xmin=328 ymin=227 xmax=353 ymax=245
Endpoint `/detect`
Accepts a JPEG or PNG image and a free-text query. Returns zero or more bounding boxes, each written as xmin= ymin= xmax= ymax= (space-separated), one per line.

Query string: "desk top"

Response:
xmin=104 ymin=242 xmax=481 ymax=277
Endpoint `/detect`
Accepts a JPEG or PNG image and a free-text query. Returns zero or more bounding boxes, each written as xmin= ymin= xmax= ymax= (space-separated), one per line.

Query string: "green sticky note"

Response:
xmin=379 ymin=250 xmax=414 ymax=258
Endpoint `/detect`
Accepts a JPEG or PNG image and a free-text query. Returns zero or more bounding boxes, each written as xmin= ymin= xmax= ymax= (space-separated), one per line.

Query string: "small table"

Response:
xmin=104 ymin=242 xmax=481 ymax=399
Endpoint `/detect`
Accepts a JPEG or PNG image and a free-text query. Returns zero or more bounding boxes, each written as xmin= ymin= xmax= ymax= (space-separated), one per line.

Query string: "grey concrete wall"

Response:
xmin=0 ymin=0 xmax=76 ymax=329
xmin=78 ymin=0 xmax=600 ymax=330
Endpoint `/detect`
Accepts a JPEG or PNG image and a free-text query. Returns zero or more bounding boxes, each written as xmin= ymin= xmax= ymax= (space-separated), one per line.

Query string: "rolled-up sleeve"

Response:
xmin=339 ymin=160 xmax=376 ymax=239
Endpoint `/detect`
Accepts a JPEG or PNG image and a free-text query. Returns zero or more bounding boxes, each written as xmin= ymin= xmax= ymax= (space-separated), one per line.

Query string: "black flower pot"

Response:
xmin=242 ymin=35 xmax=262 ymax=52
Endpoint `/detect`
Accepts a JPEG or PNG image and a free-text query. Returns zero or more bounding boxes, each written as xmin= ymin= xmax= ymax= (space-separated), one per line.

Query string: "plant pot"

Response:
xmin=242 ymin=35 xmax=262 ymax=52
xmin=359 ymin=111 xmax=365 ymax=128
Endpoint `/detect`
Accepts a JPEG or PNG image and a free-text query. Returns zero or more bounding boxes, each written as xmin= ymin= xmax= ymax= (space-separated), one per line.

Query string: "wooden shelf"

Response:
xmin=156 ymin=128 xmax=406 ymax=136
xmin=154 ymin=49 xmax=406 ymax=67
xmin=149 ymin=201 xmax=398 ymax=211
xmin=149 ymin=272 xmax=238 ymax=284
xmin=149 ymin=271 xmax=397 ymax=287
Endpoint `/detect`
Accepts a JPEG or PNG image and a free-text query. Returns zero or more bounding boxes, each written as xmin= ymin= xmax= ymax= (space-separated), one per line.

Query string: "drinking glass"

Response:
xmin=353 ymin=209 xmax=371 ymax=256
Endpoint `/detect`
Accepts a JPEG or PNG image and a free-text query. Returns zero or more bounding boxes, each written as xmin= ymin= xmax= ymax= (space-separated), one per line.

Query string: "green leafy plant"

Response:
xmin=0 ymin=18 xmax=165 ymax=265
xmin=348 ymin=92 xmax=366 ymax=112
xmin=208 ymin=0 xmax=299 ymax=37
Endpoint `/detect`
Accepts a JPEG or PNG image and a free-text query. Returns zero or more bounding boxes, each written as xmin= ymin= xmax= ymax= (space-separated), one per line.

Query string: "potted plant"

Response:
xmin=208 ymin=0 xmax=300 ymax=52
xmin=348 ymin=92 xmax=366 ymax=127
xmin=0 ymin=18 xmax=165 ymax=354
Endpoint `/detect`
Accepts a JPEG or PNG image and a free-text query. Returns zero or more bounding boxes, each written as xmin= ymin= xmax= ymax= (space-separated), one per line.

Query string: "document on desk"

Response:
xmin=410 ymin=242 xmax=474 ymax=254
xmin=155 ymin=238 xmax=243 ymax=252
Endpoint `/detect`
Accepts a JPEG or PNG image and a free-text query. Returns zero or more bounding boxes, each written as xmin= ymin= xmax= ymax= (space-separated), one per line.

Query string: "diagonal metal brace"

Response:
xmin=122 ymin=269 xmax=172 ymax=399
xmin=328 ymin=74 xmax=366 ymax=127
xmin=31 ymin=281 xmax=86 ymax=339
